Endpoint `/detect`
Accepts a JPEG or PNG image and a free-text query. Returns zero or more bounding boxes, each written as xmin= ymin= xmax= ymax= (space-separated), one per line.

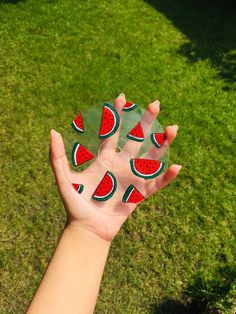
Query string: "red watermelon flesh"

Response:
xmin=122 ymin=102 xmax=137 ymax=112
xmin=71 ymin=113 xmax=84 ymax=133
xmin=151 ymin=132 xmax=167 ymax=148
xmin=72 ymin=183 xmax=84 ymax=193
xmin=130 ymin=158 xmax=164 ymax=179
xmin=99 ymin=103 xmax=120 ymax=139
xmin=92 ymin=171 xmax=117 ymax=201
xmin=71 ymin=142 xmax=94 ymax=166
xmin=127 ymin=122 xmax=144 ymax=142
xmin=122 ymin=185 xmax=145 ymax=203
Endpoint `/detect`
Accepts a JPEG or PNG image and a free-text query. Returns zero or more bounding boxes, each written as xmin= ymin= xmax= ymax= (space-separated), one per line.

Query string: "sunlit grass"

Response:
xmin=0 ymin=0 xmax=235 ymax=313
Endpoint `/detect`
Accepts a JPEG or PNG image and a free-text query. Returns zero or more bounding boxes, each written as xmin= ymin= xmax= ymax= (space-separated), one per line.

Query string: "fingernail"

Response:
xmin=173 ymin=125 xmax=179 ymax=131
xmin=152 ymin=100 xmax=160 ymax=110
xmin=50 ymin=129 xmax=59 ymax=136
xmin=119 ymin=93 xmax=125 ymax=98
xmin=177 ymin=165 xmax=182 ymax=170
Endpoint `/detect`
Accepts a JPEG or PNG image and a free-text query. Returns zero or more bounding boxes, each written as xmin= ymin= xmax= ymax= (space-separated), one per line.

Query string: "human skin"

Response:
xmin=27 ymin=94 xmax=181 ymax=314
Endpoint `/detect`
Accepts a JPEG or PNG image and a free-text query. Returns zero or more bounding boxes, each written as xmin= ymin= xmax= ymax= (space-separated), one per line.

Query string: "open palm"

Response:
xmin=50 ymin=94 xmax=181 ymax=242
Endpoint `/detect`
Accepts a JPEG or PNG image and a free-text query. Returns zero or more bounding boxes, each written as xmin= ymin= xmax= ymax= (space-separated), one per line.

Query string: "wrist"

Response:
xmin=64 ymin=222 xmax=112 ymax=251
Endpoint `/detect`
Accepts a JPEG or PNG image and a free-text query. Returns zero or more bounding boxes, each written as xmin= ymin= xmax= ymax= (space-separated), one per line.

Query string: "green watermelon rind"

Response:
xmin=122 ymin=184 xmax=145 ymax=203
xmin=71 ymin=142 xmax=80 ymax=166
xmin=73 ymin=184 xmax=84 ymax=194
xmin=122 ymin=103 xmax=137 ymax=112
xmin=99 ymin=103 xmax=120 ymax=139
xmin=92 ymin=171 xmax=117 ymax=201
xmin=77 ymin=184 xmax=84 ymax=193
xmin=71 ymin=142 xmax=94 ymax=167
xmin=127 ymin=133 xmax=144 ymax=142
xmin=130 ymin=159 xmax=165 ymax=179
xmin=71 ymin=121 xmax=84 ymax=134
xmin=122 ymin=185 xmax=134 ymax=203
xmin=150 ymin=133 xmax=166 ymax=148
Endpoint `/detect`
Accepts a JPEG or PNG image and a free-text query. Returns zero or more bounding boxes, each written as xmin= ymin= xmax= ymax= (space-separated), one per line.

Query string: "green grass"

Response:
xmin=0 ymin=0 xmax=235 ymax=313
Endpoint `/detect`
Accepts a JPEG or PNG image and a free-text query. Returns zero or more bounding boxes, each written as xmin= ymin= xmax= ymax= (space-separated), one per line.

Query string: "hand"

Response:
xmin=50 ymin=94 xmax=181 ymax=242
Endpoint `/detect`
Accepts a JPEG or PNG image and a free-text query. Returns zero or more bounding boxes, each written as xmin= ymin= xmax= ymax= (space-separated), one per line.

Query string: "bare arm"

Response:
xmin=27 ymin=225 xmax=110 ymax=314
xmin=27 ymin=94 xmax=181 ymax=313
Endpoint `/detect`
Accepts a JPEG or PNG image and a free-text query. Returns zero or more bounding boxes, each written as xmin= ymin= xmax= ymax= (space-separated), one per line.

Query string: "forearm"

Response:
xmin=27 ymin=223 xmax=111 ymax=314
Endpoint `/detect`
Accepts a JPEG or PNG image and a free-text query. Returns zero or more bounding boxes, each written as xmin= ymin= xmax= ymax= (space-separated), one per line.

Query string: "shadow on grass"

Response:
xmin=150 ymin=264 xmax=236 ymax=314
xmin=151 ymin=300 xmax=205 ymax=314
xmin=144 ymin=0 xmax=236 ymax=87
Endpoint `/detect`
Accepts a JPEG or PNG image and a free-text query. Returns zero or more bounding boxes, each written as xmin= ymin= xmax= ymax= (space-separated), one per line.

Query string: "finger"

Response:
xmin=100 ymin=93 xmax=126 ymax=151
xmin=165 ymin=125 xmax=178 ymax=144
xmin=123 ymin=100 xmax=160 ymax=158
xmin=142 ymin=124 xmax=178 ymax=159
xmin=50 ymin=129 xmax=72 ymax=190
xmin=145 ymin=164 xmax=182 ymax=195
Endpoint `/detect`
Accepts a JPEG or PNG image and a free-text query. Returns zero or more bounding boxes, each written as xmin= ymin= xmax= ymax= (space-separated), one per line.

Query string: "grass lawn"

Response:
xmin=0 ymin=0 xmax=235 ymax=313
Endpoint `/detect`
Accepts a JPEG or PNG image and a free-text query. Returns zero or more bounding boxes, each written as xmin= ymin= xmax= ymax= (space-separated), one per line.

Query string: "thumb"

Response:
xmin=50 ymin=129 xmax=70 ymax=190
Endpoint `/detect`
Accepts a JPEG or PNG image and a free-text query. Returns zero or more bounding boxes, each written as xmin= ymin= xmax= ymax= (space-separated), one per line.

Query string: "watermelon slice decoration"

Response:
xmin=72 ymin=183 xmax=84 ymax=194
xmin=127 ymin=121 xmax=145 ymax=142
xmin=71 ymin=142 xmax=94 ymax=166
xmin=99 ymin=103 xmax=120 ymax=139
xmin=151 ymin=132 xmax=167 ymax=148
xmin=92 ymin=171 xmax=117 ymax=201
xmin=71 ymin=113 xmax=84 ymax=134
xmin=122 ymin=185 xmax=145 ymax=203
xmin=130 ymin=158 xmax=165 ymax=179
xmin=122 ymin=102 xmax=137 ymax=112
